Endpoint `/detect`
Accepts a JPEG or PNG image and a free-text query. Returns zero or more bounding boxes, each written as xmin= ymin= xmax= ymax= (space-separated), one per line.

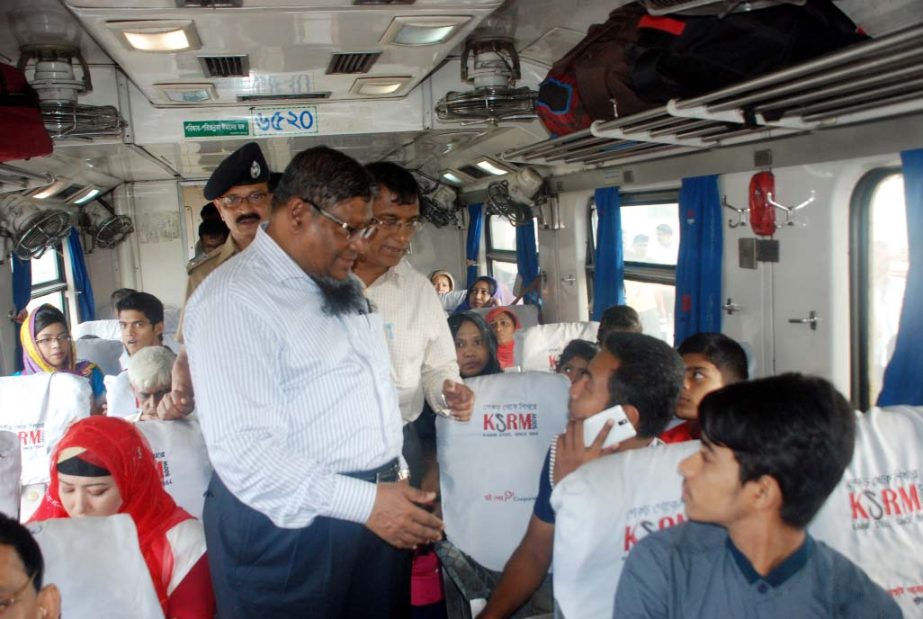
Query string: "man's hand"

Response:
xmin=157 ymin=349 xmax=195 ymax=420
xmin=366 ymin=482 xmax=443 ymax=549
xmin=442 ymin=380 xmax=474 ymax=422
xmin=552 ymin=417 xmax=620 ymax=485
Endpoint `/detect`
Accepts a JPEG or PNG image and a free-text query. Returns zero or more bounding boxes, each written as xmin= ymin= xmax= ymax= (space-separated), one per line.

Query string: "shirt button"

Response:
xmin=757 ymin=583 xmax=769 ymax=594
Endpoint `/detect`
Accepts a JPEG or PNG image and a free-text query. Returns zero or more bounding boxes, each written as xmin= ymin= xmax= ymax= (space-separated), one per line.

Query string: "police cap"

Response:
xmin=203 ymin=142 xmax=270 ymax=200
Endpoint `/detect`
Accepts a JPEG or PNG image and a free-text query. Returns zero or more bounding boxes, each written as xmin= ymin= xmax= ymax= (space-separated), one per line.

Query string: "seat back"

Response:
xmin=551 ymin=441 xmax=700 ymax=619
xmin=105 ymin=372 xmax=137 ymax=419
xmin=134 ymin=418 xmax=212 ymax=519
xmin=75 ymin=337 xmax=124 ymax=376
xmin=514 ymin=322 xmax=600 ymax=372
xmin=808 ymin=406 xmax=923 ymax=617
xmin=73 ymin=319 xmax=121 ymax=341
xmin=0 ymin=431 xmax=20 ymax=519
xmin=436 ymin=371 xmax=569 ymax=571
xmin=28 ymin=514 xmax=165 ymax=619
xmin=0 ymin=373 xmax=92 ymax=486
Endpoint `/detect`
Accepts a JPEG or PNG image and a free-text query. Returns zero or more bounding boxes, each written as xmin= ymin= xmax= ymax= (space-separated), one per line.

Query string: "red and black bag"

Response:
xmin=629 ymin=0 xmax=868 ymax=106
xmin=0 ymin=63 xmax=53 ymax=163
xmin=536 ymin=3 xmax=653 ymax=137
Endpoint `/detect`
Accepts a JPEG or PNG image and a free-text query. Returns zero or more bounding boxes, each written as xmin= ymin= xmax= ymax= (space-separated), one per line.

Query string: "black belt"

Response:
xmin=344 ymin=458 xmax=401 ymax=483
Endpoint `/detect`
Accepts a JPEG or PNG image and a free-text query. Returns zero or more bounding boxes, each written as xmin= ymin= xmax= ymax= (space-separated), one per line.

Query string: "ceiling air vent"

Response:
xmin=238 ymin=93 xmax=331 ymax=102
xmin=326 ymin=52 xmax=382 ymax=75
xmin=199 ymin=55 xmax=250 ymax=78
xmin=176 ymin=0 xmax=242 ymax=7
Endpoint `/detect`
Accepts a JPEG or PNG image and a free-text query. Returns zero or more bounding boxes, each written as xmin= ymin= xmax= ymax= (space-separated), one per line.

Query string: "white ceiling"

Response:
xmin=2 ymin=0 xmax=922 ymax=188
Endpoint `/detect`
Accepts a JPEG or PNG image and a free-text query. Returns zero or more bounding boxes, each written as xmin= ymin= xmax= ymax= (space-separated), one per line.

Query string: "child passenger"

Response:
xmin=661 ymin=332 xmax=748 ymax=443
xmin=31 ymin=416 xmax=215 ymax=619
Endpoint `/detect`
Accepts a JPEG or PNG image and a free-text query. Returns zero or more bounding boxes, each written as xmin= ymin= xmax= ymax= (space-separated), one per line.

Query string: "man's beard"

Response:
xmin=311 ymin=275 xmax=371 ymax=317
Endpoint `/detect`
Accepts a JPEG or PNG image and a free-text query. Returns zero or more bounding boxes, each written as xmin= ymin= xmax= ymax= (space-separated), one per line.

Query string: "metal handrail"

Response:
xmin=501 ymin=22 xmax=923 ymax=166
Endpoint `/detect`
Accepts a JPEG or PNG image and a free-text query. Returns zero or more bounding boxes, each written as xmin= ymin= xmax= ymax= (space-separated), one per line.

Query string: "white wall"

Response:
xmin=110 ymin=181 xmax=188 ymax=309
xmin=0 ymin=260 xmax=14 ymax=374
xmin=406 ymin=223 xmax=465 ymax=288
xmin=720 ymin=154 xmax=899 ymax=396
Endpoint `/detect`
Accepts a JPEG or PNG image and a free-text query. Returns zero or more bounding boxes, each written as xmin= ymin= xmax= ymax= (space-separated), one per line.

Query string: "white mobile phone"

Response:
xmin=582 ymin=405 xmax=636 ymax=449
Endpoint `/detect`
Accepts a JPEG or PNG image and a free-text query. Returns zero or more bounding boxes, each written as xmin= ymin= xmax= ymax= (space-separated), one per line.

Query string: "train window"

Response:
xmin=26 ymin=244 xmax=69 ymax=315
xmin=588 ymin=191 xmax=679 ymax=343
xmin=850 ymin=170 xmax=907 ymax=410
xmin=485 ymin=214 xmax=538 ymax=298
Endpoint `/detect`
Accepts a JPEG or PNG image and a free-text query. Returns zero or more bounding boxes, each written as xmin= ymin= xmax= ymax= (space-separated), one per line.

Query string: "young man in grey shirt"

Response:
xmin=614 ymin=373 xmax=901 ymax=618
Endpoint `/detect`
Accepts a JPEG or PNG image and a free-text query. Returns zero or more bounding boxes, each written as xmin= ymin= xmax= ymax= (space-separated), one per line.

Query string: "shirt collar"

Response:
xmin=726 ymin=533 xmax=814 ymax=588
xmin=365 ymin=258 xmax=408 ymax=289
xmin=252 ymin=223 xmax=314 ymax=285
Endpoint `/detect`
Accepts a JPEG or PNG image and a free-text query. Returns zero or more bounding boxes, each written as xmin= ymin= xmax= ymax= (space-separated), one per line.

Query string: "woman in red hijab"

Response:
xmin=486 ymin=307 xmax=521 ymax=369
xmin=31 ymin=416 xmax=215 ymax=618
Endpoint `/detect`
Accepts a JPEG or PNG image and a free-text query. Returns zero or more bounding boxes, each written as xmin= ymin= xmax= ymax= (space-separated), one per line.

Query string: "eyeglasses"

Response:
xmin=35 ymin=334 xmax=71 ymax=347
xmin=0 ymin=573 xmax=36 ymax=613
xmin=376 ymin=217 xmax=423 ymax=234
xmin=304 ymin=199 xmax=378 ymax=241
xmin=219 ymin=191 xmax=268 ymax=209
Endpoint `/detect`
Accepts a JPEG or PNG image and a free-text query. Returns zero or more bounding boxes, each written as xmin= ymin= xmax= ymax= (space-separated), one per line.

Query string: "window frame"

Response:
xmin=28 ymin=244 xmax=70 ymax=315
xmin=485 ymin=214 xmax=538 ymax=288
xmin=849 ymin=166 xmax=902 ymax=411
xmin=586 ymin=189 xmax=680 ymax=309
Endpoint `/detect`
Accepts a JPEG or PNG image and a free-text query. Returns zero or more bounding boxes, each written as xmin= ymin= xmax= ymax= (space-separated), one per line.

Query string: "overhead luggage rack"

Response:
xmin=502 ymin=23 xmax=923 ymax=168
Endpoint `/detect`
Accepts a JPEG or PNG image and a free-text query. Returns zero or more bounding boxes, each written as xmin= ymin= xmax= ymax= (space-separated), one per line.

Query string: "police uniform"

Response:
xmin=176 ymin=142 xmax=270 ymax=341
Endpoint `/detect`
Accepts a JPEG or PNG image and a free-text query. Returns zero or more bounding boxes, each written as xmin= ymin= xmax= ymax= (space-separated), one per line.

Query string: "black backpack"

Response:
xmin=629 ymin=0 xmax=868 ymax=105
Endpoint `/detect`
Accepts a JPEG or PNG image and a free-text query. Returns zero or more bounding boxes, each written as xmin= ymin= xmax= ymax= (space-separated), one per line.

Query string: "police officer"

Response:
xmin=184 ymin=142 xmax=272 ymax=295
xmin=160 ymin=142 xmax=273 ymax=420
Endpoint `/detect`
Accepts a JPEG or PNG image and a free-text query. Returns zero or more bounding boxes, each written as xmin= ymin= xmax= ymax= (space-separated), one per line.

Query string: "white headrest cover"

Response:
xmin=73 ymin=319 xmax=121 ymax=341
xmin=551 ymin=441 xmax=700 ymax=619
xmin=436 ymin=371 xmax=569 ymax=571
xmin=105 ymin=372 xmax=137 ymax=419
xmin=29 ymin=514 xmax=165 ymax=619
xmin=134 ymin=419 xmax=212 ymax=519
xmin=0 ymin=373 xmax=91 ymax=486
xmin=0 ymin=431 xmax=21 ymax=519
xmin=515 ymin=322 xmax=599 ymax=372
xmin=808 ymin=406 xmax=923 ymax=617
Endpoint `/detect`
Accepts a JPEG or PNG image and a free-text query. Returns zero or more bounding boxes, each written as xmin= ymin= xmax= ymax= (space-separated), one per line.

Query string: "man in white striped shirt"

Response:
xmin=184 ymin=146 xmax=442 ymax=618
xmin=355 ymin=161 xmax=474 ymax=486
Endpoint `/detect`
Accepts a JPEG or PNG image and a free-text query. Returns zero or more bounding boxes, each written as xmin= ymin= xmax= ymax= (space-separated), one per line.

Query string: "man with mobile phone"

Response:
xmin=478 ymin=332 xmax=683 ymax=619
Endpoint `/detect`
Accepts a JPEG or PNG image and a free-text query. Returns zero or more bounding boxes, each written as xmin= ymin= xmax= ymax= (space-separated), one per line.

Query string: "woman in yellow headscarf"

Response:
xmin=17 ymin=304 xmax=105 ymax=412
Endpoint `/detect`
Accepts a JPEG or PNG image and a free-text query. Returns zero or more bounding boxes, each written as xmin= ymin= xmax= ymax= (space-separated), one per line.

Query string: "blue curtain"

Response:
xmin=11 ymin=255 xmax=32 ymax=371
xmin=878 ymin=149 xmax=923 ymax=406
xmin=515 ymin=219 xmax=541 ymax=306
xmin=67 ymin=228 xmax=96 ymax=322
xmin=466 ymin=203 xmax=484 ymax=289
xmin=12 ymin=255 xmax=31 ymax=317
xmin=591 ymin=187 xmax=625 ymax=321
xmin=673 ymin=175 xmax=723 ymax=345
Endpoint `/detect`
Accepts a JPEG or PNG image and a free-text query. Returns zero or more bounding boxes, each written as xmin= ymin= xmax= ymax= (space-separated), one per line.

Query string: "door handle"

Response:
xmin=788 ymin=310 xmax=819 ymax=331
xmin=722 ymin=298 xmax=742 ymax=315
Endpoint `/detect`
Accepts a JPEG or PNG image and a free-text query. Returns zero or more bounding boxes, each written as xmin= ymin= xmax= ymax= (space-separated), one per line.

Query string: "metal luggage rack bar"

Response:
xmin=502 ymin=23 xmax=923 ymax=167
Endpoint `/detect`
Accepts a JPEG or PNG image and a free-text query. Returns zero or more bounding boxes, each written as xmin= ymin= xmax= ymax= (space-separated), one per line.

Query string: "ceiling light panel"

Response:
xmin=155 ymin=82 xmax=217 ymax=103
xmin=475 ymin=159 xmax=510 ymax=176
xmin=380 ymin=16 xmax=471 ymax=47
xmin=350 ymin=77 xmax=411 ymax=96
xmin=107 ymin=20 xmax=202 ymax=52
